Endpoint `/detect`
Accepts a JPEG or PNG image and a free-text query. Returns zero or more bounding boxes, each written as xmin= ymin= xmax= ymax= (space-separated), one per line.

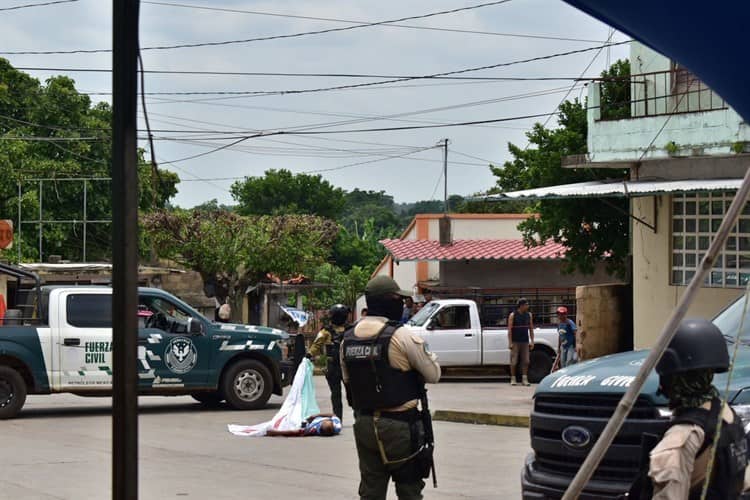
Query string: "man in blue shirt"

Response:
xmin=556 ymin=306 xmax=577 ymax=368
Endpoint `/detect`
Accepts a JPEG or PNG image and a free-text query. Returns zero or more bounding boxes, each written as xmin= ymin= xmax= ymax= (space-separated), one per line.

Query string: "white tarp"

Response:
xmin=483 ymin=178 xmax=743 ymax=200
xmin=227 ymin=358 xmax=320 ymax=437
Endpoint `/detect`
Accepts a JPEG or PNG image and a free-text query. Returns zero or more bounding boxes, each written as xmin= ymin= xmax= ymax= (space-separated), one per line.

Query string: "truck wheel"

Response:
xmin=191 ymin=392 xmax=224 ymax=406
xmin=223 ymin=359 xmax=273 ymax=411
xmin=528 ymin=350 xmax=554 ymax=384
xmin=0 ymin=366 xmax=27 ymax=419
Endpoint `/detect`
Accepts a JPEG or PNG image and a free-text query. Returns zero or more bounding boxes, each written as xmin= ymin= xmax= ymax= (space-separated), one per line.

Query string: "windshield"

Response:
xmin=408 ymin=302 xmax=441 ymax=327
xmin=713 ymin=296 xmax=750 ymax=342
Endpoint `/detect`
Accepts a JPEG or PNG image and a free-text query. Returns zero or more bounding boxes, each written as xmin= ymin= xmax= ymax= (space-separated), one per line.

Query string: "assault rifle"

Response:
xmin=420 ymin=384 xmax=438 ymax=488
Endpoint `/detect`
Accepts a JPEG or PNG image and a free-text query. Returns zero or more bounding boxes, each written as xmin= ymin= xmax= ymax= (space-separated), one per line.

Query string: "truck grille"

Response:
xmin=531 ymin=394 xmax=669 ymax=483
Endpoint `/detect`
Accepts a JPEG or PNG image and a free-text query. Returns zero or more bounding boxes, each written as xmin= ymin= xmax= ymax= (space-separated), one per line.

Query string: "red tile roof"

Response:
xmin=380 ymin=239 xmax=566 ymax=261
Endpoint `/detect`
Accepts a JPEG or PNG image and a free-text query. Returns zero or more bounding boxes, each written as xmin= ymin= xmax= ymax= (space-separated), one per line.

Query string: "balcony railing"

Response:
xmin=598 ymin=69 xmax=727 ymax=121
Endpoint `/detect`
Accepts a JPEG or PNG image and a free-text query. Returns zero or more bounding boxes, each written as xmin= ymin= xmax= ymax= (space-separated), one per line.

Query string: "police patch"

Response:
xmin=164 ymin=337 xmax=198 ymax=374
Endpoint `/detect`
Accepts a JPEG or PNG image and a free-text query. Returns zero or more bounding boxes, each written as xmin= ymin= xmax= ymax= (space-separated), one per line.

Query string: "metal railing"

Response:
xmin=599 ymin=68 xmax=727 ymax=120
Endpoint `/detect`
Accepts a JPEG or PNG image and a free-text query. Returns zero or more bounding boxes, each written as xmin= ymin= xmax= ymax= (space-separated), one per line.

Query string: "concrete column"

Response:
xmin=588 ymin=82 xmax=601 ymax=123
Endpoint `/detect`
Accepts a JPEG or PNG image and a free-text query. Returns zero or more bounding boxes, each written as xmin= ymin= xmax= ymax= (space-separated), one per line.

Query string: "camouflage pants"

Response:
xmin=353 ymin=413 xmax=425 ymax=500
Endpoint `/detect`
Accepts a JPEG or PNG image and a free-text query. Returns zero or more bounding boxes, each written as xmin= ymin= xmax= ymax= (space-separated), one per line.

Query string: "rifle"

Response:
xmin=420 ymin=384 xmax=438 ymax=488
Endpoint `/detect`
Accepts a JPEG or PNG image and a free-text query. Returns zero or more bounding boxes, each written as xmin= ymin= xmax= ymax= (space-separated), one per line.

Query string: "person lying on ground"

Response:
xmin=266 ymin=414 xmax=342 ymax=437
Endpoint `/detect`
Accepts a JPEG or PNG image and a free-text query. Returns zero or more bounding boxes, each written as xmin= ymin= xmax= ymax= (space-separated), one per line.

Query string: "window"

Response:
xmin=432 ymin=306 xmax=471 ymax=330
xmin=671 ymin=192 xmax=750 ymax=287
xmin=66 ymin=294 xmax=112 ymax=328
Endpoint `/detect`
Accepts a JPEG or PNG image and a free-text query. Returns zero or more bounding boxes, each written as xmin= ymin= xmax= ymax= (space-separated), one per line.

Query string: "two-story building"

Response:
xmin=494 ymin=42 xmax=750 ymax=348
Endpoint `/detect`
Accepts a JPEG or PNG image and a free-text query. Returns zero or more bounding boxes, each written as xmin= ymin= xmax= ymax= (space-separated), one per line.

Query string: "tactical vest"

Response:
xmin=671 ymin=397 xmax=748 ymax=500
xmin=342 ymin=321 xmax=422 ymax=411
xmin=325 ymin=326 xmax=345 ymax=365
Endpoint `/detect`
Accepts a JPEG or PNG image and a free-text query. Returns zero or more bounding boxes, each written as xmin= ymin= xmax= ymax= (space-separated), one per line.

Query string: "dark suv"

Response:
xmin=522 ymin=296 xmax=750 ymax=499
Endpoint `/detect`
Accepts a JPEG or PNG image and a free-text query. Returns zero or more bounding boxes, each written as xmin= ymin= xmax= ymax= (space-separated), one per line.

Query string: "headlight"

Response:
xmin=275 ymin=337 xmax=290 ymax=360
xmin=657 ymin=407 xmax=673 ymax=418
xmin=730 ymin=404 xmax=750 ymax=434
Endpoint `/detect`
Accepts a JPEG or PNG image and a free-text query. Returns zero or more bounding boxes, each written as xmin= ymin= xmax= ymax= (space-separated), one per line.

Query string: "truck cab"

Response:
xmin=405 ymin=299 xmax=559 ymax=382
xmin=0 ymin=280 xmax=295 ymax=419
xmin=522 ymin=295 xmax=750 ymax=499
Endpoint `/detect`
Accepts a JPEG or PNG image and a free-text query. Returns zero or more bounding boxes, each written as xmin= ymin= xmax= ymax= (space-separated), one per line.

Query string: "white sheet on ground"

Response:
xmin=227 ymin=358 xmax=321 ymax=437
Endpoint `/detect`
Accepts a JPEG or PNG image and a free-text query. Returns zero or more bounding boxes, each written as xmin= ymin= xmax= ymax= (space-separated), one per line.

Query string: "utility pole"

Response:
xmin=112 ymin=1 xmax=140 ymax=499
xmin=441 ymin=138 xmax=449 ymax=214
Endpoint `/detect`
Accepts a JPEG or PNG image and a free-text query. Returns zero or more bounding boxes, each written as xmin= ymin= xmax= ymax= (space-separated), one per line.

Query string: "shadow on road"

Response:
xmin=17 ymin=401 xmax=282 ymax=419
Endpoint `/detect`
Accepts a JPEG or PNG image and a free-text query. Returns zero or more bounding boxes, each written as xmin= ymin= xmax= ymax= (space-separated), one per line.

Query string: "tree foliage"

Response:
xmin=231 ymin=169 xmax=345 ymax=219
xmin=0 ymin=59 xmax=179 ymax=262
xmin=491 ymin=85 xmax=631 ymax=278
xmin=599 ymin=59 xmax=631 ymax=120
xmin=142 ymin=209 xmax=339 ymax=319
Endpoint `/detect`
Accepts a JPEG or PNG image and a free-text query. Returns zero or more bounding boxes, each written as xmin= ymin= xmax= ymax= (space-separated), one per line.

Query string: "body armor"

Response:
xmin=342 ymin=321 xmax=422 ymax=411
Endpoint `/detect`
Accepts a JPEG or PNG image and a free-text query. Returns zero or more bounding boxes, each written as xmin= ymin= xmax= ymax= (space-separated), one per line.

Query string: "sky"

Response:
xmin=1 ymin=0 xmax=629 ymax=207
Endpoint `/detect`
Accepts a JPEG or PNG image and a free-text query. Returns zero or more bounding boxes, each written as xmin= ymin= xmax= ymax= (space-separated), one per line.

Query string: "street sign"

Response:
xmin=0 ymin=220 xmax=13 ymax=250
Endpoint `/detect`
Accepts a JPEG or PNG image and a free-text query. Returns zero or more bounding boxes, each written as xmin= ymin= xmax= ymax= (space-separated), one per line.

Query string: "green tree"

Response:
xmin=142 ymin=209 xmax=339 ymax=321
xmin=332 ymin=218 xmax=389 ymax=272
xmin=488 ymin=60 xmax=632 ymax=278
xmin=491 ymin=98 xmax=629 ymax=278
xmin=0 ymin=59 xmax=179 ymax=262
xmin=306 ymin=263 xmax=370 ymax=314
xmin=340 ymin=189 xmax=401 ymax=235
xmin=231 ymin=169 xmax=345 ymax=219
xmin=600 ymin=59 xmax=631 ymax=120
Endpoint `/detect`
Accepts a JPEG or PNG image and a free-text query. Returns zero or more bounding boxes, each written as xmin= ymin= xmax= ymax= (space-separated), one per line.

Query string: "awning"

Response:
xmin=381 ymin=239 xmax=566 ymax=262
xmin=485 ymin=178 xmax=743 ymax=200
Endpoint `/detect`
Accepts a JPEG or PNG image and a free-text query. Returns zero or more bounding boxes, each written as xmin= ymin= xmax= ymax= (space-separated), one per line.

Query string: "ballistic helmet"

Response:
xmin=329 ymin=304 xmax=350 ymax=326
xmin=655 ymin=318 xmax=729 ymax=377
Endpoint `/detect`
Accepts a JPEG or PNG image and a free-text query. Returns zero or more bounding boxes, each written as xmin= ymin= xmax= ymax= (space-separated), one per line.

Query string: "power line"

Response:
xmin=0 ymin=0 xmax=76 ymax=12
xmin=1 ymin=0 xmax=514 ymax=55
xmin=137 ymin=84 xmax=577 ymax=135
xmin=154 ymin=111 xmax=556 ymax=165
xmin=143 ymin=0 xmax=618 ymax=44
xmin=142 ymin=44 xmax=626 ymax=100
xmin=84 ymin=83 xmax=584 ymax=97
xmin=14 ymin=65 xmax=601 ymax=82
xmin=538 ymin=28 xmax=616 ymax=131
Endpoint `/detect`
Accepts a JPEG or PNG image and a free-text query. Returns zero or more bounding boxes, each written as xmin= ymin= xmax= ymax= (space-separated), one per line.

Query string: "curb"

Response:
xmin=432 ymin=410 xmax=529 ymax=428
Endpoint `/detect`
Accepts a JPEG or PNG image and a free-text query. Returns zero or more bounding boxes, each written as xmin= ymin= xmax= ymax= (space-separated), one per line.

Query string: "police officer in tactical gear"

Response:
xmin=341 ymin=276 xmax=441 ymax=500
xmin=646 ymin=318 xmax=749 ymax=499
xmin=308 ymin=303 xmax=350 ymax=420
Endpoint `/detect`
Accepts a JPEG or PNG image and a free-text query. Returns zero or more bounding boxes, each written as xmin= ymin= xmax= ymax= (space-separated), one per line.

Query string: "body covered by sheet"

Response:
xmin=228 ymin=358 xmax=320 ymax=437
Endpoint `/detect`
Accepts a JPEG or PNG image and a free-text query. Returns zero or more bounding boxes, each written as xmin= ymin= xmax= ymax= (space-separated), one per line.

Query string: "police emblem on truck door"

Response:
xmin=164 ymin=337 xmax=198 ymax=374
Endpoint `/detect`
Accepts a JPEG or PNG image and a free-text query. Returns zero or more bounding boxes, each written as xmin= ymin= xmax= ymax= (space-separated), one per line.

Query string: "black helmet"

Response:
xmin=656 ymin=318 xmax=729 ymax=377
xmin=329 ymin=304 xmax=350 ymax=326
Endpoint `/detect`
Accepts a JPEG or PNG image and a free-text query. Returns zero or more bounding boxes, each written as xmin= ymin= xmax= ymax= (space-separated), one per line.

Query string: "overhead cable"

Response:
xmin=143 ymin=0 xmax=618 ymax=44
xmin=0 ymin=0 xmax=76 ymax=12
xmin=1 ymin=0 xmax=514 ymax=55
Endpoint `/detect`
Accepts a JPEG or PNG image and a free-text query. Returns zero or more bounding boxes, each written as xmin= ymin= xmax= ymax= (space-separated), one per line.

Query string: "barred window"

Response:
xmin=671 ymin=192 xmax=750 ymax=287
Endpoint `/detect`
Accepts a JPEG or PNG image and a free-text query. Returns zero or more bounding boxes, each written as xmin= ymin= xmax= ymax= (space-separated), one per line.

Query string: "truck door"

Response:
xmin=57 ymin=291 xmax=114 ymax=390
xmin=422 ymin=305 xmax=480 ymax=366
xmin=137 ymin=294 xmax=211 ymax=389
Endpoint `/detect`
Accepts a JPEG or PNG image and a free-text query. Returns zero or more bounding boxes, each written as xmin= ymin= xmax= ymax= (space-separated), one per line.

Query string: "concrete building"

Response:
xmin=372 ymin=213 xmax=617 ymax=328
xmin=498 ymin=42 xmax=750 ymax=348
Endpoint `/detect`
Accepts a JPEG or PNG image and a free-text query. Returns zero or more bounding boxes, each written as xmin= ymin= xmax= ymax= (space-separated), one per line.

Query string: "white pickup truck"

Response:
xmin=405 ymin=299 xmax=559 ymax=382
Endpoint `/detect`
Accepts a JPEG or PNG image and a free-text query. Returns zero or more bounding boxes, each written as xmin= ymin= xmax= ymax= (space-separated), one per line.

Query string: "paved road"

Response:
xmin=0 ymin=381 xmax=531 ymax=499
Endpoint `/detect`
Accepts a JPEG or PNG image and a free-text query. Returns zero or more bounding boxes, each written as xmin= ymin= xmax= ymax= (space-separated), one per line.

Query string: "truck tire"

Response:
xmin=223 ymin=359 xmax=273 ymax=411
xmin=0 ymin=366 xmax=27 ymax=419
xmin=191 ymin=392 xmax=224 ymax=406
xmin=528 ymin=349 xmax=554 ymax=384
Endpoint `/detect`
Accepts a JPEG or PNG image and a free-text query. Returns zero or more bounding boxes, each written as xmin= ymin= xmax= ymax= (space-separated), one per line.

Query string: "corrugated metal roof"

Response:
xmin=380 ymin=239 xmax=566 ymax=262
xmin=484 ymin=178 xmax=743 ymax=200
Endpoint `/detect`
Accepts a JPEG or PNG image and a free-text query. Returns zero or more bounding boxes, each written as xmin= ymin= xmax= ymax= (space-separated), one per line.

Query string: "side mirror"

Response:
xmin=426 ymin=321 xmax=435 ymax=331
xmin=187 ymin=317 xmax=204 ymax=335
